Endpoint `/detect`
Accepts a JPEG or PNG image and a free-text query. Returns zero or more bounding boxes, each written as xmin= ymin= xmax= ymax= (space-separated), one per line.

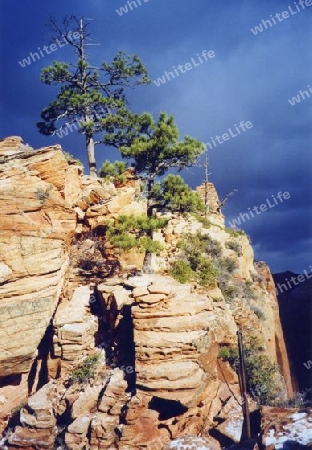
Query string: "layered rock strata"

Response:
xmin=0 ymin=136 xmax=297 ymax=449
xmin=0 ymin=138 xmax=79 ymax=431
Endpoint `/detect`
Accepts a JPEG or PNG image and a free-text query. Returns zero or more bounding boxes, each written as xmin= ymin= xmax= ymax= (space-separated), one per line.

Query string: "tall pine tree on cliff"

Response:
xmin=37 ymin=16 xmax=150 ymax=177
xmin=119 ymin=112 xmax=204 ymax=216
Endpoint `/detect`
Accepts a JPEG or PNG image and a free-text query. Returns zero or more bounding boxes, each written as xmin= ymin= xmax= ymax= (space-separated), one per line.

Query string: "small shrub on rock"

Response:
xmin=250 ymin=305 xmax=266 ymax=321
xmin=174 ymin=233 xmax=220 ymax=287
xmin=170 ymin=260 xmax=194 ymax=283
xmin=77 ymin=252 xmax=105 ymax=272
xmin=273 ymin=390 xmax=310 ymax=408
xmin=225 ymin=227 xmax=245 ymax=238
xmin=106 ymin=215 xmax=167 ymax=253
xmin=218 ymin=338 xmax=279 ymax=405
xmin=225 ymin=239 xmax=243 ymax=256
xmin=218 ymin=282 xmax=240 ymax=301
xmin=35 ymin=187 xmax=51 ymax=203
xmin=217 ymin=256 xmax=238 ymax=274
xmin=149 ymin=174 xmax=204 ymax=214
xmin=63 ymin=151 xmax=84 ymax=167
xmin=99 ymin=160 xmax=128 ymax=185
xmin=196 ymin=258 xmax=219 ymax=287
xmin=243 ymin=281 xmax=254 ymax=299
xmin=69 ymin=353 xmax=101 ymax=385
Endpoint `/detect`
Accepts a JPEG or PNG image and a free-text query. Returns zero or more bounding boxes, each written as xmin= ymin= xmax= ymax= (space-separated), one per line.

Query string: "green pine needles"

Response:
xmin=106 ymin=215 xmax=168 ymax=253
xmin=150 ymin=174 xmax=204 ymax=214
xmin=99 ymin=160 xmax=128 ymax=185
xmin=37 ymin=17 xmax=150 ymax=177
xmin=120 ymin=112 xmax=204 ymax=215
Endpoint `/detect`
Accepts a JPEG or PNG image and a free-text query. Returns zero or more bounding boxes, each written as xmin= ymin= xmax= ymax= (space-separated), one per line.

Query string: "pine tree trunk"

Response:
xmin=143 ymin=175 xmax=155 ymax=273
xmin=146 ymin=176 xmax=154 ymax=218
xmin=205 ymin=181 xmax=209 ymax=219
xmin=142 ymin=251 xmax=153 ymax=274
xmin=86 ymin=134 xmax=97 ymax=178
xmin=204 ymin=151 xmax=209 ymax=218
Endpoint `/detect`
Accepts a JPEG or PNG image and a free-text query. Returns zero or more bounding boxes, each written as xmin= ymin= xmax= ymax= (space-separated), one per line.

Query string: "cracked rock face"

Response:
xmin=0 ymin=137 xmax=296 ymax=449
xmin=0 ymin=140 xmax=78 ymax=379
xmin=129 ymin=274 xmax=216 ymax=408
xmin=0 ymin=138 xmax=79 ymax=432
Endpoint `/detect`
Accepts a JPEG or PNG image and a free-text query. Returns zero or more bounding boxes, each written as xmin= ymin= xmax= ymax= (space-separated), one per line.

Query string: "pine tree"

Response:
xmin=150 ymin=174 xmax=204 ymax=213
xmin=120 ymin=112 xmax=204 ymax=215
xmin=37 ymin=16 xmax=150 ymax=177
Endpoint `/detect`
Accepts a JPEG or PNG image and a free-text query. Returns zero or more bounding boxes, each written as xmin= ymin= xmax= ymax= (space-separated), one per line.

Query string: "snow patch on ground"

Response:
xmin=167 ymin=436 xmax=212 ymax=449
xmin=288 ymin=412 xmax=307 ymax=421
xmin=265 ymin=413 xmax=312 ymax=448
xmin=224 ymin=417 xmax=244 ymax=442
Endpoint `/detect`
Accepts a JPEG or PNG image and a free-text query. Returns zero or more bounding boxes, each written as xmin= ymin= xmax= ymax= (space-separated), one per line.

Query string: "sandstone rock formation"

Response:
xmin=0 ymin=137 xmax=299 ymax=449
xmin=0 ymin=139 xmax=79 ymax=431
xmin=7 ymin=381 xmax=57 ymax=449
xmin=53 ymin=286 xmax=97 ymax=364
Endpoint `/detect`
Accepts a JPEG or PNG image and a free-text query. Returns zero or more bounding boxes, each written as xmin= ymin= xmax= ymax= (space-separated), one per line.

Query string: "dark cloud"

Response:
xmin=0 ymin=0 xmax=311 ymax=273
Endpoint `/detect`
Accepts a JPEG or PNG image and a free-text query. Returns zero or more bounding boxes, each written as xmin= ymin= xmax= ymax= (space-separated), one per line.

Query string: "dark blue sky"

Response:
xmin=0 ymin=0 xmax=311 ymax=273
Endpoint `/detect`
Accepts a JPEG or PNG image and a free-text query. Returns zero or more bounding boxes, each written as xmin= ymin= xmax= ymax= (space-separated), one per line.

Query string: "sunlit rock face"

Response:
xmin=0 ymin=137 xmax=295 ymax=449
xmin=0 ymin=137 xmax=80 ymax=433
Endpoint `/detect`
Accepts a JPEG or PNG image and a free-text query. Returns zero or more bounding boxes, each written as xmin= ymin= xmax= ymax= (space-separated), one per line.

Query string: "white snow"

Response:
xmin=167 ymin=436 xmax=212 ymax=449
xmin=289 ymin=412 xmax=307 ymax=421
xmin=264 ymin=414 xmax=312 ymax=447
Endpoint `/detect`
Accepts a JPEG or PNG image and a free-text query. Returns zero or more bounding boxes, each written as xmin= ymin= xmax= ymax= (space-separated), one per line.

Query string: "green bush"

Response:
xmin=243 ymin=282 xmax=254 ymax=299
xmin=225 ymin=240 xmax=243 ymax=256
xmin=69 ymin=353 xmax=101 ymax=385
xmin=192 ymin=214 xmax=212 ymax=229
xmin=35 ymin=187 xmax=51 ymax=203
xmin=217 ymin=257 xmax=238 ymax=273
xmin=99 ymin=160 xmax=128 ymax=184
xmin=273 ymin=391 xmax=310 ymax=408
xmin=63 ymin=151 xmax=84 ymax=167
xmin=178 ymin=232 xmax=221 ymax=259
xmin=170 ymin=260 xmax=194 ymax=283
xmin=218 ymin=346 xmax=231 ymax=360
xmin=225 ymin=227 xmax=245 ymax=237
xmin=218 ymin=338 xmax=279 ymax=405
xmin=196 ymin=257 xmax=219 ymax=287
xmin=173 ymin=232 xmax=219 ymax=287
xmin=250 ymin=305 xmax=266 ymax=321
xmin=106 ymin=215 xmax=167 ymax=253
xmin=203 ymin=237 xmax=222 ymax=259
xmin=219 ymin=282 xmax=240 ymax=301
xmin=150 ymin=174 xmax=204 ymax=213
